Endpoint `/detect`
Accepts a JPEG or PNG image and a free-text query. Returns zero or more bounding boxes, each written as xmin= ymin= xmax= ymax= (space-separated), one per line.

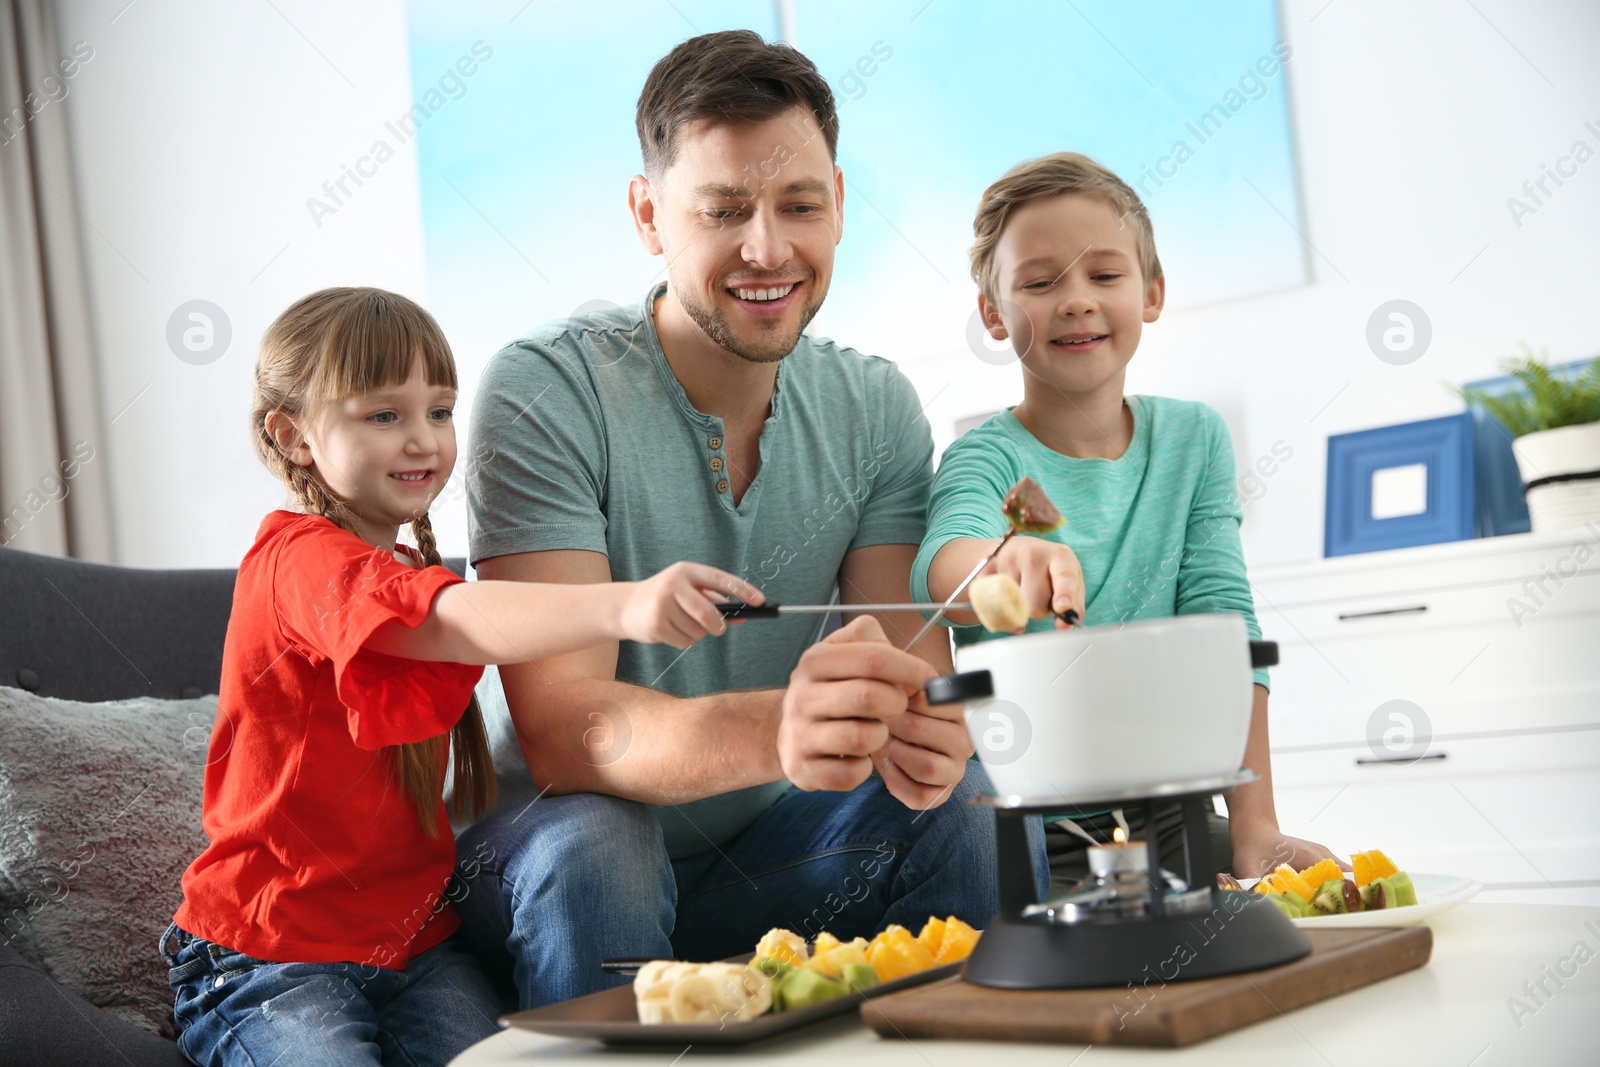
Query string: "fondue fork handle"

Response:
xmin=902 ymin=529 xmax=1016 ymax=651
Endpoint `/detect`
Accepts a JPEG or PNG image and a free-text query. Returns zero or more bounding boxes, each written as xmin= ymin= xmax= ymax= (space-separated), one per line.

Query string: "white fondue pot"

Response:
xmin=926 ymin=614 xmax=1277 ymax=800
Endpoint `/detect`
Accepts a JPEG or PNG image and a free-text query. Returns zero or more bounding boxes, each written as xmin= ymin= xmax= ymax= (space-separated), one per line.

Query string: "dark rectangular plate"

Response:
xmin=500 ymin=958 xmax=962 ymax=1048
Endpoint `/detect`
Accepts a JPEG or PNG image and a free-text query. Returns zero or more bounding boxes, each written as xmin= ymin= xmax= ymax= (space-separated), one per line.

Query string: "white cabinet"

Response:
xmin=1251 ymin=528 xmax=1600 ymax=902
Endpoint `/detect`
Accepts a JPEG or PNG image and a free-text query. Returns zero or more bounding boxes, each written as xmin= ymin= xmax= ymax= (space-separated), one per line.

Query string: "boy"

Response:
xmin=911 ymin=152 xmax=1337 ymax=893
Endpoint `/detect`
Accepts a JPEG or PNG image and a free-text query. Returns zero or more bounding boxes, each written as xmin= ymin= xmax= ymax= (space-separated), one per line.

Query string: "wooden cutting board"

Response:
xmin=862 ymin=926 xmax=1432 ymax=1048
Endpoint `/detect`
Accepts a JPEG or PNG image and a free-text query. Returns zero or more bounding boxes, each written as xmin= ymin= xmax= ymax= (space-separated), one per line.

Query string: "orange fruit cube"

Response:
xmin=1298 ymin=859 xmax=1343 ymax=891
xmin=867 ymin=926 xmax=936 ymax=982
xmin=933 ymin=917 xmax=980 ymax=965
xmin=918 ymin=917 xmax=948 ymax=956
xmin=1267 ymin=864 xmax=1313 ymax=901
xmin=1351 ymin=850 xmax=1400 ymax=888
xmin=811 ymin=932 xmax=842 ymax=957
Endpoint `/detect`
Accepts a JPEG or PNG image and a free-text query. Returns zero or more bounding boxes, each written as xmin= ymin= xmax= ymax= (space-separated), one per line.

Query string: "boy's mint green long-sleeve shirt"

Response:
xmin=911 ymin=395 xmax=1270 ymax=689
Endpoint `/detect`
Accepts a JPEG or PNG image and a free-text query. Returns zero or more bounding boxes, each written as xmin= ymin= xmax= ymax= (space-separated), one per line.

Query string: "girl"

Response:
xmin=160 ymin=288 xmax=762 ymax=1067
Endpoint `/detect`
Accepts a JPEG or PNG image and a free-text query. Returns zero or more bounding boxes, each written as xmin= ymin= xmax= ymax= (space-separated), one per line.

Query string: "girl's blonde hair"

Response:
xmin=251 ymin=286 xmax=495 ymax=836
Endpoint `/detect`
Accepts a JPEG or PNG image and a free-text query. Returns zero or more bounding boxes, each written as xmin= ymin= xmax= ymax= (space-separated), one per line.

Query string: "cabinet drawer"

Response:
xmin=1273 ymin=735 xmax=1600 ymax=883
xmin=1264 ymin=613 xmax=1600 ymax=746
xmin=1272 ymin=765 xmax=1600 ymax=886
xmin=1250 ymin=527 xmax=1600 ymax=607
xmin=1255 ymin=573 xmax=1600 ymax=646
xmin=1271 ymin=727 xmax=1600 ymax=784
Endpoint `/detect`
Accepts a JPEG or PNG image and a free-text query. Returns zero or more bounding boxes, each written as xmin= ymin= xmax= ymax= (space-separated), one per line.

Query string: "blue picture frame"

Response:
xmin=1325 ymin=414 xmax=1476 ymax=557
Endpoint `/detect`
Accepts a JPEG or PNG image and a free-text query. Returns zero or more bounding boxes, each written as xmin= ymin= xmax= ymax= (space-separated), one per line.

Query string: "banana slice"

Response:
xmin=969 ymin=573 xmax=1028 ymax=632
xmin=635 ymin=961 xmax=772 ymax=1024
xmin=667 ymin=973 xmax=724 ymax=1023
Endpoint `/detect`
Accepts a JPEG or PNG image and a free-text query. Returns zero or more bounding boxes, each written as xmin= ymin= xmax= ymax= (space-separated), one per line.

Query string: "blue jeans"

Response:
xmin=453 ymin=761 xmax=1047 ymax=1009
xmin=161 ymin=922 xmax=507 ymax=1067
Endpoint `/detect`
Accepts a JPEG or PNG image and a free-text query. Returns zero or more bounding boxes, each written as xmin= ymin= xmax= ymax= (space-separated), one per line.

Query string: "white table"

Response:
xmin=452 ymin=903 xmax=1600 ymax=1065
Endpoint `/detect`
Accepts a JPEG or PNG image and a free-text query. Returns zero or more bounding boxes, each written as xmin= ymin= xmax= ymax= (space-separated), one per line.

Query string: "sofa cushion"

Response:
xmin=0 ymin=685 xmax=215 ymax=1038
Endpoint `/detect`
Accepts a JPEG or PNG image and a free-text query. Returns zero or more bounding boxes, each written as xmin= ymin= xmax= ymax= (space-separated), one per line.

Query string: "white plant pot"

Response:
xmin=1512 ymin=422 xmax=1600 ymax=532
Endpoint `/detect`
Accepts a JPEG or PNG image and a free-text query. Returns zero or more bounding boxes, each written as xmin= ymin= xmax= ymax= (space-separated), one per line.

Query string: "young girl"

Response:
xmin=160 ymin=287 xmax=762 ymax=1067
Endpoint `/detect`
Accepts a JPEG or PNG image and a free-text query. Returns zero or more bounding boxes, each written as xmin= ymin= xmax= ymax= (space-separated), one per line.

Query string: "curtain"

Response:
xmin=0 ymin=0 xmax=111 ymax=561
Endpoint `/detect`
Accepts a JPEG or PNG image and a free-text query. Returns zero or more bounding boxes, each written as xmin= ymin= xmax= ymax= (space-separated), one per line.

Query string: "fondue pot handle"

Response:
xmin=924 ymin=670 xmax=993 ymax=705
xmin=1250 ymin=640 xmax=1279 ymax=668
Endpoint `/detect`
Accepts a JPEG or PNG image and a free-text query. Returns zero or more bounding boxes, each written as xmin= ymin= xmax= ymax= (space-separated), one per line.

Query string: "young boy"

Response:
xmin=911 ymin=152 xmax=1338 ymax=894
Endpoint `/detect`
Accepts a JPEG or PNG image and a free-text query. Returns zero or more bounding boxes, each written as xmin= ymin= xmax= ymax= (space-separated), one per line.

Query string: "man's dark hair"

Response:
xmin=636 ymin=30 xmax=839 ymax=178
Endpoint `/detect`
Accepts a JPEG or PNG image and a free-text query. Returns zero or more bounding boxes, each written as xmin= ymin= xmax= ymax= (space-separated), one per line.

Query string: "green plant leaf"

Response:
xmin=1453 ymin=348 xmax=1600 ymax=437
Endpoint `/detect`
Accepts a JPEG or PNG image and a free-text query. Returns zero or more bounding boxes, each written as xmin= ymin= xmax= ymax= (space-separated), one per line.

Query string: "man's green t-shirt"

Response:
xmin=467 ymin=283 xmax=935 ymax=858
xmin=911 ymin=395 xmax=1269 ymax=688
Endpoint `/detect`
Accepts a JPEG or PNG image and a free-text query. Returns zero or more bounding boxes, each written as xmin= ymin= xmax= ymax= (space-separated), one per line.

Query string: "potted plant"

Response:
xmin=1457 ymin=349 xmax=1600 ymax=532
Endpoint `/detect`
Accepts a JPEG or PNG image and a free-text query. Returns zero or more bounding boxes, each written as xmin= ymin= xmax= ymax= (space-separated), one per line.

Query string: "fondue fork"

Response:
xmin=715 ymin=600 xmax=970 ymax=617
xmin=902 ymin=529 xmax=1016 ymax=650
xmin=901 ymin=529 xmax=1080 ymax=650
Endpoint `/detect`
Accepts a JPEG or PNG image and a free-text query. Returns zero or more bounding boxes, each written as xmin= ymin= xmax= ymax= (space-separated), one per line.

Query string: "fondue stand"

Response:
xmin=927 ymin=667 xmax=1312 ymax=990
xmin=970 ymin=772 xmax=1310 ymax=988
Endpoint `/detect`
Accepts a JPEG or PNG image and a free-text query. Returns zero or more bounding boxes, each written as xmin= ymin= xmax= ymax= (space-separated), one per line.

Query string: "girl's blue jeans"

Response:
xmin=160 ymin=921 xmax=508 ymax=1066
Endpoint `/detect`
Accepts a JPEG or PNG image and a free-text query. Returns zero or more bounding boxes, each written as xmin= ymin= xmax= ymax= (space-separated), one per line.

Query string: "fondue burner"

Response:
xmin=927 ymin=672 xmax=1312 ymax=990
xmin=1022 ymin=831 xmax=1214 ymax=927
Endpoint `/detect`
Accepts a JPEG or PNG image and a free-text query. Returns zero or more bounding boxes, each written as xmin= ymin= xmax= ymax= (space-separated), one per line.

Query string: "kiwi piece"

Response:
xmin=774 ymin=968 xmax=848 ymax=1011
xmin=1360 ymin=879 xmax=1389 ymax=911
xmin=752 ymin=956 xmax=792 ymax=980
xmin=1264 ymin=892 xmax=1301 ymax=919
xmin=841 ymin=963 xmax=880 ymax=993
xmin=1386 ymin=871 xmax=1418 ymax=907
xmin=1310 ymin=878 xmax=1349 ymax=915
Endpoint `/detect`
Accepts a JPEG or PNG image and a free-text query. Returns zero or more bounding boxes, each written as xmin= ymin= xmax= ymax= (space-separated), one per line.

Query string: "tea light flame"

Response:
xmin=1112 ymin=826 xmax=1127 ymax=844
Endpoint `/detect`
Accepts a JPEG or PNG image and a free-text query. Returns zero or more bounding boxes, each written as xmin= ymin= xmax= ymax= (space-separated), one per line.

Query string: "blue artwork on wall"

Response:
xmin=1325 ymin=414 xmax=1476 ymax=557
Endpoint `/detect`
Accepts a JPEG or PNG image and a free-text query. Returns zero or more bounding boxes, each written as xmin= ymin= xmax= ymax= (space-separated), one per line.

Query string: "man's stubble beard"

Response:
xmin=673 ymin=272 xmax=825 ymax=365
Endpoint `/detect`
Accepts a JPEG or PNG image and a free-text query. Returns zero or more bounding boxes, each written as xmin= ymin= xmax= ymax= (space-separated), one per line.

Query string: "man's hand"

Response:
xmin=779 ymin=615 xmax=939 ymax=795
xmin=871 ymin=686 xmax=976 ymax=810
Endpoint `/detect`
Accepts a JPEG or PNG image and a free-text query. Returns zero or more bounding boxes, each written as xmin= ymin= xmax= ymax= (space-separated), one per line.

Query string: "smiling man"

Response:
xmin=455 ymin=30 xmax=1025 ymax=1010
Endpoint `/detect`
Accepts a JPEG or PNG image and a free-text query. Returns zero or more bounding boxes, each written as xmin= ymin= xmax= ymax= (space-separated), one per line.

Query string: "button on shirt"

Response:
xmin=467 ymin=283 xmax=935 ymax=858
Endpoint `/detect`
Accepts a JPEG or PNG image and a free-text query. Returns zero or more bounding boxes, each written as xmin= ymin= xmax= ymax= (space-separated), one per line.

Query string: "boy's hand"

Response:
xmin=779 ymin=616 xmax=939 ymax=794
xmin=989 ymin=535 xmax=1086 ymax=630
xmin=618 ymin=563 xmax=764 ymax=649
xmin=1231 ymin=825 xmax=1348 ymax=880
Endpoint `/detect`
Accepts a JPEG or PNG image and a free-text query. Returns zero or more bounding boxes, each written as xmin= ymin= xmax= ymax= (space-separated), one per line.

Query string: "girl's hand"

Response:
xmin=619 ymin=562 xmax=764 ymax=649
xmin=989 ymin=535 xmax=1086 ymax=630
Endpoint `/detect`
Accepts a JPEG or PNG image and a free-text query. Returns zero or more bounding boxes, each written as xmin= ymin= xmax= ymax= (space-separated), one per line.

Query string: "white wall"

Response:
xmin=903 ymin=0 xmax=1600 ymax=565
xmin=53 ymin=0 xmax=429 ymax=568
xmin=54 ymin=0 xmax=1600 ymax=568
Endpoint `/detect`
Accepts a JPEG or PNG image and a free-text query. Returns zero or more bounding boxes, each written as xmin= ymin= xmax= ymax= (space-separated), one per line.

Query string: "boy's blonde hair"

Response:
xmin=251 ymin=287 xmax=495 ymax=836
xmin=970 ymin=152 xmax=1162 ymax=301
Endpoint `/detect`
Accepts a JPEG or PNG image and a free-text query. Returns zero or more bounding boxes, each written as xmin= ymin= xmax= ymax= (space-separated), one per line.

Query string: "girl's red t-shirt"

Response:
xmin=174 ymin=510 xmax=485 ymax=969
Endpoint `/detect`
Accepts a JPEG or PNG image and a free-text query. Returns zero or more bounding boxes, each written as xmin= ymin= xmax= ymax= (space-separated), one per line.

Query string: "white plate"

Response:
xmin=1241 ymin=871 xmax=1482 ymax=928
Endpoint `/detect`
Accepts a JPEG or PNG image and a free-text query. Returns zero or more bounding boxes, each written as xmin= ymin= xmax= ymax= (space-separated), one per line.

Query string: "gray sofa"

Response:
xmin=0 ymin=543 xmax=464 ymax=1066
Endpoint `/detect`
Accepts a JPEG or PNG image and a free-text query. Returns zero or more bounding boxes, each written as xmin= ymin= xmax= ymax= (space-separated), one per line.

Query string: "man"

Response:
xmin=457 ymin=29 xmax=1028 ymax=1009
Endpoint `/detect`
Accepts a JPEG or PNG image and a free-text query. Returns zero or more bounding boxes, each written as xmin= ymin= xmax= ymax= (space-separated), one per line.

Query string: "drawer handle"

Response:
xmin=1338 ymin=605 xmax=1428 ymax=622
xmin=1355 ymin=752 xmax=1447 ymax=766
